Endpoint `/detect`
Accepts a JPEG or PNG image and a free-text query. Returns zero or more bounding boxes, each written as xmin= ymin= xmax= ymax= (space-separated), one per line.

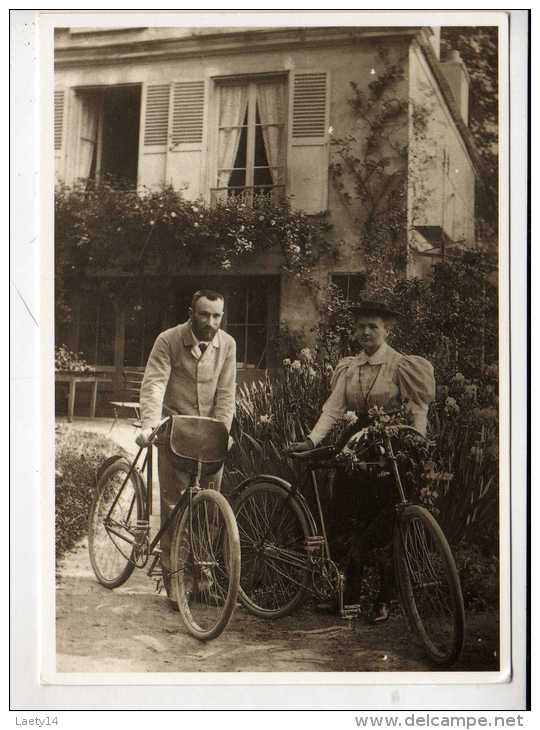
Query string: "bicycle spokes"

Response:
xmin=400 ymin=514 xmax=461 ymax=660
xmin=172 ymin=491 xmax=240 ymax=638
xmin=236 ymin=484 xmax=309 ymax=614
xmin=88 ymin=459 xmax=144 ymax=588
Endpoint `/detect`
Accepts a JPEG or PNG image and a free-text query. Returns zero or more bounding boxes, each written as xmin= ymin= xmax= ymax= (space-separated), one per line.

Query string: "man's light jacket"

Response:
xmin=139 ymin=321 xmax=236 ymax=431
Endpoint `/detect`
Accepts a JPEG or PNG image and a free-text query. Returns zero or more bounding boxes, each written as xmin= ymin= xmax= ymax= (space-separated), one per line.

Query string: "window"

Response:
xmin=145 ymin=275 xmax=279 ymax=369
xmin=124 ymin=280 xmax=168 ymax=367
xmin=225 ymin=282 xmax=272 ymax=368
xmin=75 ymin=84 xmax=141 ymax=189
xmin=213 ymin=77 xmax=287 ymax=204
xmin=331 ymin=273 xmax=367 ymax=305
xmin=77 ymin=290 xmax=116 ymax=366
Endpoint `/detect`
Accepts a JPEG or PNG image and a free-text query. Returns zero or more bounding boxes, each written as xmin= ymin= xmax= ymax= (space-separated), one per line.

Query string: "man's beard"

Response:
xmin=192 ymin=321 xmax=219 ymax=341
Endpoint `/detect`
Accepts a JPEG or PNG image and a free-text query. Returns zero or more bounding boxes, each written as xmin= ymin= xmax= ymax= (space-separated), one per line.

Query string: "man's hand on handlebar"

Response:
xmin=286 ymin=438 xmax=314 ymax=454
xmin=135 ymin=428 xmax=154 ymax=448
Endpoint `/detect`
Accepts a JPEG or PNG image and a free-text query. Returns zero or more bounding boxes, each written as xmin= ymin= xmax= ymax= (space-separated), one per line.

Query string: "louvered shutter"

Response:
xmin=288 ymin=71 xmax=330 ymax=214
xmin=167 ymin=80 xmax=206 ymax=201
xmin=54 ymin=90 xmax=64 ymax=151
xmin=54 ymin=90 xmax=65 ymax=181
xmin=138 ymin=83 xmax=171 ymax=190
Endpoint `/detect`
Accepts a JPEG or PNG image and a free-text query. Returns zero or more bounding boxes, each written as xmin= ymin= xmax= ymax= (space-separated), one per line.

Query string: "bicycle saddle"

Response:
xmin=166 ymin=415 xmax=229 ymax=476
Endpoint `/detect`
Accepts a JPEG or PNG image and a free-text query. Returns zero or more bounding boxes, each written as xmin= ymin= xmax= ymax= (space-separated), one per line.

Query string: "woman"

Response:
xmin=290 ymin=300 xmax=435 ymax=622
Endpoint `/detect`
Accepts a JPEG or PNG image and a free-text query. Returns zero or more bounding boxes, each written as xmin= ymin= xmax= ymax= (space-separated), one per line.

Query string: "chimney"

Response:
xmin=440 ymin=49 xmax=470 ymax=125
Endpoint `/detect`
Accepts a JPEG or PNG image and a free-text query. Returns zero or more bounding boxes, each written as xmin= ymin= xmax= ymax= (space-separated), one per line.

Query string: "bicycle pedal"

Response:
xmin=148 ymin=550 xmax=163 ymax=578
xmin=153 ymin=577 xmax=164 ymax=594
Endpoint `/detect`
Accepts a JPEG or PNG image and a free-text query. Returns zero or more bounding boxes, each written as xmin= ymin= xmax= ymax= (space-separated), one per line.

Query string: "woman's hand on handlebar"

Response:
xmin=287 ymin=438 xmax=314 ymax=454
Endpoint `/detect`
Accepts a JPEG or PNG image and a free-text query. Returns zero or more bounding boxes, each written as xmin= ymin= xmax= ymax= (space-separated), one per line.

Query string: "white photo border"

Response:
xmin=10 ymin=7 xmax=529 ymax=711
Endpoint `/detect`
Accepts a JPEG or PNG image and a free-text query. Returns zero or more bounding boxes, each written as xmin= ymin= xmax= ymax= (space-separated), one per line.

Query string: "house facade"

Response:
xmin=54 ymin=25 xmax=480 ymax=387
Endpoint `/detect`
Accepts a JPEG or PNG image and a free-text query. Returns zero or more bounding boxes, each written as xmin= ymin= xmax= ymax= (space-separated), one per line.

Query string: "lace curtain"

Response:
xmin=256 ymin=81 xmax=285 ymax=184
xmin=76 ymin=92 xmax=102 ymax=181
xmin=217 ymin=85 xmax=249 ymax=188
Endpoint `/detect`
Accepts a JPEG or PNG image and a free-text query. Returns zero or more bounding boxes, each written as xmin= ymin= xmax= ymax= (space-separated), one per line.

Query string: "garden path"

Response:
xmin=56 ymin=535 xmax=500 ymax=673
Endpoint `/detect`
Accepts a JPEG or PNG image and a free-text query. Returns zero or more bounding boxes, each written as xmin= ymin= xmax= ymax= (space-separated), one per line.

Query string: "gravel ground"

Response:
xmin=56 ymin=538 xmax=499 ymax=674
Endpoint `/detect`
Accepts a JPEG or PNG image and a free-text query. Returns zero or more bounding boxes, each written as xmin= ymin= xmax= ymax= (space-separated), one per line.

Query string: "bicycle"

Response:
xmin=88 ymin=415 xmax=241 ymax=641
xmin=231 ymin=422 xmax=466 ymax=667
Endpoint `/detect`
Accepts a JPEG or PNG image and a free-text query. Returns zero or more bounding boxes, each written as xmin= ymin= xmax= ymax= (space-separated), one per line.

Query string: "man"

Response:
xmin=136 ymin=289 xmax=236 ymax=607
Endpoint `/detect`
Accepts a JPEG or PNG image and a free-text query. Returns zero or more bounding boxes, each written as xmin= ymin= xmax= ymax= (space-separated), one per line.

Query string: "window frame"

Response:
xmin=330 ymin=272 xmax=367 ymax=304
xmin=224 ymin=286 xmax=272 ymax=369
xmin=210 ymin=72 xmax=288 ymax=204
xmin=71 ymin=83 xmax=142 ymax=189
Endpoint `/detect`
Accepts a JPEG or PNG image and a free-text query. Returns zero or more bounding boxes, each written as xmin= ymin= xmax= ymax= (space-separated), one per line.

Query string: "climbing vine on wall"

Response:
xmin=330 ymin=46 xmax=438 ymax=295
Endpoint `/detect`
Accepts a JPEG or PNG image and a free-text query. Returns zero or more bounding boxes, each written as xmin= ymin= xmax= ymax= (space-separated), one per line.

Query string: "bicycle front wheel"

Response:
xmin=88 ymin=457 xmax=145 ymax=589
xmin=234 ymin=481 xmax=311 ymax=618
xmin=394 ymin=504 xmax=465 ymax=667
xmin=170 ymin=489 xmax=241 ymax=641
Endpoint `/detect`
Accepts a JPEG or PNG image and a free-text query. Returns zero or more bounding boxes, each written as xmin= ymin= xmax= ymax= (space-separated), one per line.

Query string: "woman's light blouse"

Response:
xmin=308 ymin=343 xmax=435 ymax=446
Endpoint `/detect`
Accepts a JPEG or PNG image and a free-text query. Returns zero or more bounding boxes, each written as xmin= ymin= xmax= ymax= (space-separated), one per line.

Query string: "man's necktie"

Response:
xmin=199 ymin=342 xmax=208 ymax=355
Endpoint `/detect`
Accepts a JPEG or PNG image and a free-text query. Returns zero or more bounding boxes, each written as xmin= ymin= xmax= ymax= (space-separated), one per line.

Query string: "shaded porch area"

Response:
xmin=55 ymin=273 xmax=281 ymax=419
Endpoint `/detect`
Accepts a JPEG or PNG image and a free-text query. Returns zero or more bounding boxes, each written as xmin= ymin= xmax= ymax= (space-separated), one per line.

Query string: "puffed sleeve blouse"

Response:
xmin=308 ymin=343 xmax=435 ymax=446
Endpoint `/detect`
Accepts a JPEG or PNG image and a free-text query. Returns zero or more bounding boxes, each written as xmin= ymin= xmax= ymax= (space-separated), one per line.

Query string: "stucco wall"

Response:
xmin=55 ymin=30 xmax=412 ymax=339
xmin=55 ymin=28 xmax=473 ymax=345
xmin=407 ymin=40 xmax=476 ymax=276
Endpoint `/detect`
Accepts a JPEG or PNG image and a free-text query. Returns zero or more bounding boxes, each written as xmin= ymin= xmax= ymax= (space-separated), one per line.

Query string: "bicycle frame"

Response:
xmin=237 ymin=425 xmax=424 ymax=598
xmin=102 ymin=426 xmax=205 ymax=575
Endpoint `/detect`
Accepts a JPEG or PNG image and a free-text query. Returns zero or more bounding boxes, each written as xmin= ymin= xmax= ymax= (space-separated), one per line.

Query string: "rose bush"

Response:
xmin=55 ymin=182 xmax=333 ymax=327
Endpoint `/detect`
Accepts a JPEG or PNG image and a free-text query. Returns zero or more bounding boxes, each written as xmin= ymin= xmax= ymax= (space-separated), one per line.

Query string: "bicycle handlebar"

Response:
xmin=145 ymin=417 xmax=171 ymax=445
xmin=285 ymin=423 xmax=433 ymax=462
xmin=288 ymin=445 xmax=336 ymax=461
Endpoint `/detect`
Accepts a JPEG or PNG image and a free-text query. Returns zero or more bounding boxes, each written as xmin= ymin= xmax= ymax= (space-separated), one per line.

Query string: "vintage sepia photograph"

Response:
xmin=51 ymin=19 xmax=504 ymax=677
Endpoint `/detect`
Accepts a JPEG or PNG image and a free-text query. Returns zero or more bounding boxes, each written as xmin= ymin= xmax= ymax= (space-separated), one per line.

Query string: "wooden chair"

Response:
xmin=109 ymin=368 xmax=144 ymax=430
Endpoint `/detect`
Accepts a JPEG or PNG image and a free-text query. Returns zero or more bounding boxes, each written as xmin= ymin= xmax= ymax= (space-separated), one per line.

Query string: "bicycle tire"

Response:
xmin=88 ymin=457 xmax=145 ymax=589
xmin=234 ymin=480 xmax=311 ymax=618
xmin=170 ymin=489 xmax=241 ymax=641
xmin=394 ymin=504 xmax=465 ymax=668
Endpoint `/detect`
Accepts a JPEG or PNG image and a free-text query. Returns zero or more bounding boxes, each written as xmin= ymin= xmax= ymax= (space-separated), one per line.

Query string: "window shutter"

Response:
xmin=288 ymin=71 xmax=330 ymax=214
xmin=167 ymin=80 xmax=206 ymax=201
xmin=292 ymin=73 xmax=327 ymax=138
xmin=54 ymin=89 xmax=66 ymax=182
xmin=171 ymin=81 xmax=205 ymax=145
xmin=143 ymin=84 xmax=170 ymax=146
xmin=138 ymin=84 xmax=171 ymax=190
xmin=54 ymin=90 xmax=65 ymax=151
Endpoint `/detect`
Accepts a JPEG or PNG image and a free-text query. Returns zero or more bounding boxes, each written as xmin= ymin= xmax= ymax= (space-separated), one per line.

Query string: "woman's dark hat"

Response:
xmin=348 ymin=300 xmax=400 ymax=319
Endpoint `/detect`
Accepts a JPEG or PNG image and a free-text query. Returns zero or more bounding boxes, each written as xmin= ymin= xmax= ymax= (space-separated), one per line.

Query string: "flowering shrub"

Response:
xmin=428 ymin=365 xmax=499 ymax=549
xmin=313 ymin=250 xmax=497 ymax=382
xmin=55 ymin=425 xmax=125 ymax=562
xmin=55 ymin=344 xmax=94 ymax=374
xmin=55 ymin=183 xmax=332 ymax=325
xmin=223 ymin=351 xmax=336 ymax=495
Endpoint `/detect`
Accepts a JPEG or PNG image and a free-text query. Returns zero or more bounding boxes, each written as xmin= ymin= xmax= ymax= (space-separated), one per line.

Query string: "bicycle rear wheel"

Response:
xmin=170 ymin=489 xmax=241 ymax=641
xmin=234 ymin=481 xmax=311 ymax=618
xmin=394 ymin=504 xmax=465 ymax=667
xmin=88 ymin=457 xmax=145 ymax=588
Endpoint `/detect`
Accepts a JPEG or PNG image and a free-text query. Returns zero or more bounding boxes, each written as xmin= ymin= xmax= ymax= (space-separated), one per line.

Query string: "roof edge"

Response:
xmin=414 ymin=30 xmax=485 ymax=179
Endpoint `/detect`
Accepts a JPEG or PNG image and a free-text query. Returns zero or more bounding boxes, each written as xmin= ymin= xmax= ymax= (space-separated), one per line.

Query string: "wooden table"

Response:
xmin=55 ymin=373 xmax=112 ymax=423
